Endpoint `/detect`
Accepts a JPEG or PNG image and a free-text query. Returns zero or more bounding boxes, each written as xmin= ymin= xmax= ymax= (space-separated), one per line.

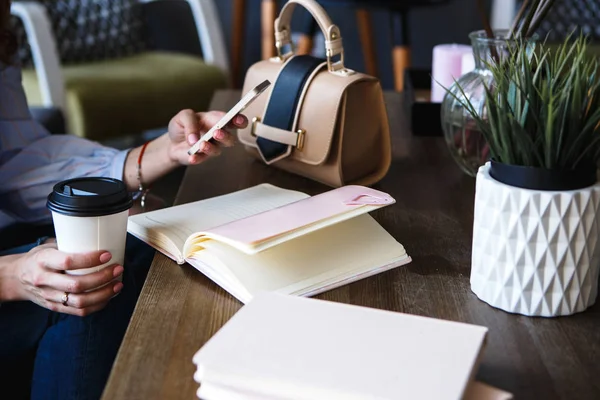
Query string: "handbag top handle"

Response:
xmin=274 ymin=0 xmax=351 ymax=76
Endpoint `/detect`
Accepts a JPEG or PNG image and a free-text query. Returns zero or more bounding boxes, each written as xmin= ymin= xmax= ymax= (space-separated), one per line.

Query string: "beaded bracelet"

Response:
xmin=137 ymin=141 xmax=152 ymax=209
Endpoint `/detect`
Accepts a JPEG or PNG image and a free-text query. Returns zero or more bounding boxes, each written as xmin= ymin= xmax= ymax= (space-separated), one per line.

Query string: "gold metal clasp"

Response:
xmin=274 ymin=30 xmax=294 ymax=61
xmin=326 ymin=49 xmax=355 ymax=76
xmin=253 ymin=117 xmax=304 ymax=150
xmin=276 ymin=44 xmax=294 ymax=59
xmin=296 ymin=129 xmax=305 ymax=151
xmin=251 ymin=117 xmax=261 ymax=137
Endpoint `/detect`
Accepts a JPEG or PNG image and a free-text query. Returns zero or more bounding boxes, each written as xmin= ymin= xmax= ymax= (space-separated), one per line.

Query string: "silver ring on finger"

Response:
xmin=61 ymin=292 xmax=70 ymax=306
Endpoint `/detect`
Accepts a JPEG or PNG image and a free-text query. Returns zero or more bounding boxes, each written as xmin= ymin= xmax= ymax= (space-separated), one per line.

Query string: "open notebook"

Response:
xmin=193 ymin=293 xmax=511 ymax=400
xmin=127 ymin=184 xmax=410 ymax=303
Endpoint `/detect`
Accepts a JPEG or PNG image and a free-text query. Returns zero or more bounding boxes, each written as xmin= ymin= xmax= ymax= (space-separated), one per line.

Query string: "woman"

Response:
xmin=0 ymin=0 xmax=247 ymax=398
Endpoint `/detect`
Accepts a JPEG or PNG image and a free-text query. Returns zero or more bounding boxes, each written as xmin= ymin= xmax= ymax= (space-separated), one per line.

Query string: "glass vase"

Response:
xmin=440 ymin=30 xmax=536 ymax=177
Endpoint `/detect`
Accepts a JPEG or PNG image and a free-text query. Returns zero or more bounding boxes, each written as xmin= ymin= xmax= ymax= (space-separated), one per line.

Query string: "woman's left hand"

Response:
xmin=167 ymin=109 xmax=248 ymax=165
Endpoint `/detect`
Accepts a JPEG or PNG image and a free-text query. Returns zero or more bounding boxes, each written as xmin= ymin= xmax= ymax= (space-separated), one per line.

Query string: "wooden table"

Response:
xmin=102 ymin=90 xmax=600 ymax=400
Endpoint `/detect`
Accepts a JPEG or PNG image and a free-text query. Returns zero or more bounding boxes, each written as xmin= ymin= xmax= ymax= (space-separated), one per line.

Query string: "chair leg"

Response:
xmin=296 ymin=34 xmax=313 ymax=55
xmin=392 ymin=46 xmax=410 ymax=91
xmin=391 ymin=11 xmax=410 ymax=91
xmin=261 ymin=0 xmax=277 ymax=59
xmin=296 ymin=15 xmax=317 ymax=55
xmin=355 ymin=9 xmax=378 ymax=77
xmin=231 ymin=0 xmax=246 ymax=88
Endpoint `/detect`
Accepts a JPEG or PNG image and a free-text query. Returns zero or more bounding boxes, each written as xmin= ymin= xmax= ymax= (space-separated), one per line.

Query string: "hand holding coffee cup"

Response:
xmin=11 ymin=241 xmax=124 ymax=316
xmin=47 ymin=177 xmax=133 ymax=278
xmin=35 ymin=177 xmax=134 ymax=315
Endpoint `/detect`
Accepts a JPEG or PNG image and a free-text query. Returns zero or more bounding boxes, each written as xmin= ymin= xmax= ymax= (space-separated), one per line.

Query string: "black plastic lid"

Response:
xmin=47 ymin=177 xmax=133 ymax=217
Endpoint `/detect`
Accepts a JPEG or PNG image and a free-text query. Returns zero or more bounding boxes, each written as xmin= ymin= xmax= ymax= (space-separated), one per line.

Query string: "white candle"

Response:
xmin=461 ymin=52 xmax=476 ymax=76
xmin=431 ymin=44 xmax=473 ymax=103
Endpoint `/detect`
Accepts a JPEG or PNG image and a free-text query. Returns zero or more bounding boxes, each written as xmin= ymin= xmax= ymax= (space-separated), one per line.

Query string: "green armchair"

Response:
xmin=11 ymin=0 xmax=229 ymax=140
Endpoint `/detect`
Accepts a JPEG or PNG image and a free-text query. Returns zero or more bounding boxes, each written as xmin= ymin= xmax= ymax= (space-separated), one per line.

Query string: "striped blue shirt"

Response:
xmin=0 ymin=63 xmax=129 ymax=230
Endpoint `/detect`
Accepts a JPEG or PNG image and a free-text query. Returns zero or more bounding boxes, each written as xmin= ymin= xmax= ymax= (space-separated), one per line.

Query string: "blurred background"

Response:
xmin=10 ymin=0 xmax=596 ymax=143
xmin=9 ymin=0 xmax=597 ymax=204
xmin=215 ymin=0 xmax=489 ymax=90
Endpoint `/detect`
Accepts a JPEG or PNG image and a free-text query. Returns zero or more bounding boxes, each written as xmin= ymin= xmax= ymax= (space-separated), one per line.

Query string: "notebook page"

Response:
xmin=188 ymin=258 xmax=250 ymax=302
xmin=194 ymin=185 xmax=394 ymax=254
xmin=194 ymin=214 xmax=407 ymax=300
xmin=127 ymin=184 xmax=309 ymax=257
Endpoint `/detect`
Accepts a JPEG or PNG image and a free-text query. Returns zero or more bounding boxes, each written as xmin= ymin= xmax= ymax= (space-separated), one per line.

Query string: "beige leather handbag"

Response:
xmin=238 ymin=0 xmax=391 ymax=188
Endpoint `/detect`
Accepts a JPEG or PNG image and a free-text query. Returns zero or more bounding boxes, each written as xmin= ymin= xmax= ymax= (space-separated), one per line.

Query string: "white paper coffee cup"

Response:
xmin=47 ymin=177 xmax=133 ymax=277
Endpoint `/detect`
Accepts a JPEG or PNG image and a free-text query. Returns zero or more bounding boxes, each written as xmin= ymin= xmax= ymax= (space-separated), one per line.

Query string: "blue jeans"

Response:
xmin=0 ymin=234 xmax=154 ymax=400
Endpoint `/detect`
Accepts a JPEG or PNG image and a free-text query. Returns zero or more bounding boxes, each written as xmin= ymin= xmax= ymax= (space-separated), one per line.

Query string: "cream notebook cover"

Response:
xmin=127 ymin=184 xmax=410 ymax=303
xmin=192 ymin=293 xmax=496 ymax=400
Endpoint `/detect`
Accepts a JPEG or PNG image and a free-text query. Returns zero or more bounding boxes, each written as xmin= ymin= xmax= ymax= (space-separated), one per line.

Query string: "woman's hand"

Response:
xmin=167 ymin=109 xmax=249 ymax=166
xmin=3 ymin=241 xmax=123 ymax=317
xmin=122 ymin=109 xmax=249 ymax=192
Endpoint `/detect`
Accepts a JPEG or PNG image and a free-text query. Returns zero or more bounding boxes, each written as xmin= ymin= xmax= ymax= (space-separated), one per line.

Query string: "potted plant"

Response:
xmin=450 ymin=34 xmax=600 ymax=317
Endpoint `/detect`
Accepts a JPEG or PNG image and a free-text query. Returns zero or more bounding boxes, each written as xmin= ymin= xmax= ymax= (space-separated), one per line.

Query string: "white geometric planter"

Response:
xmin=471 ymin=162 xmax=600 ymax=317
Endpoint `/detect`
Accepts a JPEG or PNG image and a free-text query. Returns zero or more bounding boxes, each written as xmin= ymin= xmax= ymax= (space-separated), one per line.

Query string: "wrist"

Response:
xmin=163 ymin=135 xmax=181 ymax=168
xmin=123 ymin=134 xmax=180 ymax=193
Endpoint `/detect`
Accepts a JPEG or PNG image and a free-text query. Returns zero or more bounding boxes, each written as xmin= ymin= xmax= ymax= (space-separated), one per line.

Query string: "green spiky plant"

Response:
xmin=450 ymin=34 xmax=600 ymax=170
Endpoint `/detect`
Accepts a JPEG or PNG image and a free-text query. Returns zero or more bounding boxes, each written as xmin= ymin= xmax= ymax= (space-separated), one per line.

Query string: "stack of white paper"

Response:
xmin=192 ymin=293 xmax=512 ymax=400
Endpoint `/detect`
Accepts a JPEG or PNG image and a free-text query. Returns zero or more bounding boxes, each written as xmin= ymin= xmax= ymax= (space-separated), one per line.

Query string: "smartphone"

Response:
xmin=187 ymin=79 xmax=271 ymax=156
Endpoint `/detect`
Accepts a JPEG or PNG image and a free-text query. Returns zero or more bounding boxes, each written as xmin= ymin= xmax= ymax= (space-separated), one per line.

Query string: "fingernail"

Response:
xmin=113 ymin=282 xmax=124 ymax=293
xmin=188 ymin=133 xmax=199 ymax=144
xmin=100 ymin=252 xmax=112 ymax=264
xmin=215 ymin=130 xmax=224 ymax=140
xmin=235 ymin=115 xmax=244 ymax=125
xmin=113 ymin=265 xmax=124 ymax=277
